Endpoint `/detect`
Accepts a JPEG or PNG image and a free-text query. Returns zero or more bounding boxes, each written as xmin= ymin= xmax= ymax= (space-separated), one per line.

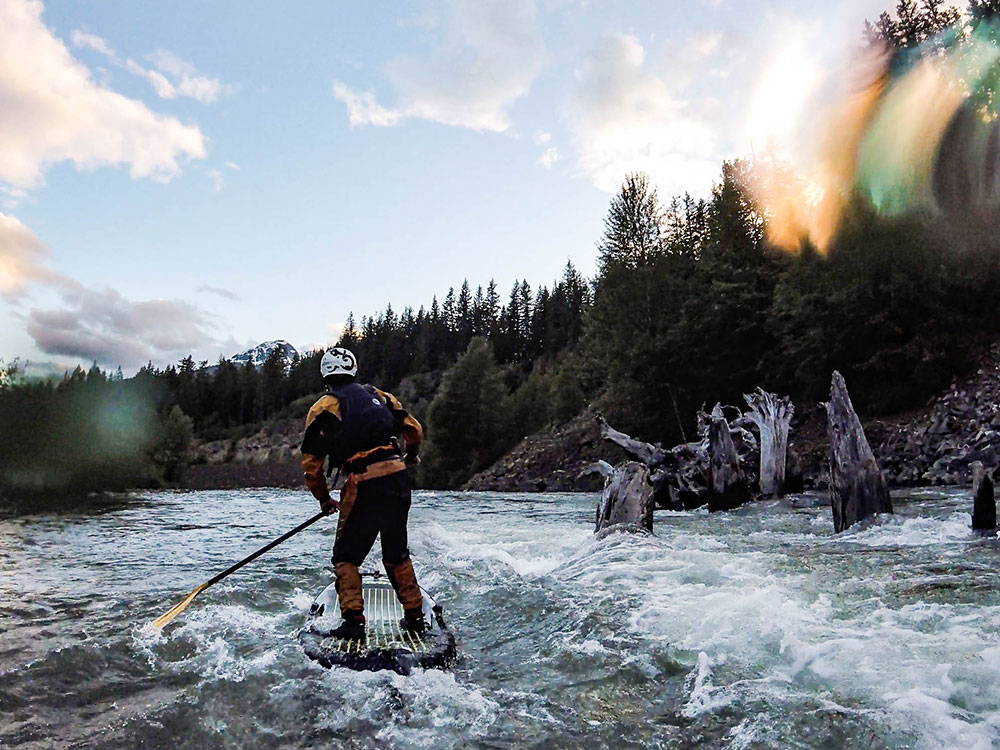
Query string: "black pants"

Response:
xmin=332 ymin=471 xmax=412 ymax=566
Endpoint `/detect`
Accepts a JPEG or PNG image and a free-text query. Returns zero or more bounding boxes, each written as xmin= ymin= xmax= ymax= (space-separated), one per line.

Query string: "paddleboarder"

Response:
xmin=300 ymin=347 xmax=426 ymax=640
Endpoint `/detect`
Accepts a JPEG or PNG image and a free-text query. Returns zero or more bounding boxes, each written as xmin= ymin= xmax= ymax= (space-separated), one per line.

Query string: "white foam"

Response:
xmin=844 ymin=512 xmax=978 ymax=547
xmin=527 ymin=503 xmax=1000 ymax=748
xmin=683 ymin=652 xmax=734 ymax=717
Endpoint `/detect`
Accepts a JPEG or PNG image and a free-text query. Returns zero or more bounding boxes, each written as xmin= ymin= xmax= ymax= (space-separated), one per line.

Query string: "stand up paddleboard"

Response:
xmin=298 ymin=574 xmax=456 ymax=675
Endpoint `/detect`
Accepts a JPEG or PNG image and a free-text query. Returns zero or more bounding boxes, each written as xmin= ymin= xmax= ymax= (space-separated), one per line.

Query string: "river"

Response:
xmin=1 ymin=488 xmax=999 ymax=748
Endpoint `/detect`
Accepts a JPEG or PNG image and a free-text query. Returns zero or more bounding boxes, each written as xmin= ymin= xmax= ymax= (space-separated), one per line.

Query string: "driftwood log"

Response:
xmin=595 ymin=412 xmax=760 ymax=512
xmin=744 ymin=389 xmax=794 ymax=497
xmin=597 ymin=416 xmax=679 ymax=509
xmin=583 ymin=460 xmax=654 ymax=534
xmin=598 ymin=417 xmax=667 ymax=466
xmin=707 ymin=411 xmax=752 ymax=512
xmin=825 ymin=371 xmax=893 ymax=532
xmin=971 ymin=461 xmax=997 ymax=534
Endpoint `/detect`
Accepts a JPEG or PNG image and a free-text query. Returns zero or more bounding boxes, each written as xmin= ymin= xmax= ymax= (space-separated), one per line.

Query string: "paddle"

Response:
xmin=149 ymin=510 xmax=327 ymax=630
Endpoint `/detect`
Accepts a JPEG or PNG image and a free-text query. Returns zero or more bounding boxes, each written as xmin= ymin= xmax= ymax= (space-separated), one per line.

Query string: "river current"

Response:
xmin=1 ymin=488 xmax=999 ymax=748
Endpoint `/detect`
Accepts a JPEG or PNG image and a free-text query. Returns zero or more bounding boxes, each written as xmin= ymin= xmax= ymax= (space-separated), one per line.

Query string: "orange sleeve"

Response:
xmin=302 ymin=453 xmax=331 ymax=502
xmin=301 ymin=395 xmax=341 ymax=501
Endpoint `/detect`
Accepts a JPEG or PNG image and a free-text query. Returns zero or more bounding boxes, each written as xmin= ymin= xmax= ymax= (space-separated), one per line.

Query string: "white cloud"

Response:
xmin=146 ymin=49 xmax=227 ymax=103
xmin=690 ymin=32 xmax=724 ymax=57
xmin=71 ymin=29 xmax=228 ymax=104
xmin=70 ymin=30 xmax=114 ymax=57
xmin=568 ymin=33 xmax=720 ymax=196
xmin=225 ymin=161 xmax=241 ymax=171
xmin=537 ymin=146 xmax=559 ymax=168
xmin=0 ymin=213 xmax=68 ymax=298
xmin=207 ymin=168 xmax=225 ymax=192
xmin=532 ymin=129 xmax=552 ymax=145
xmin=332 ymin=82 xmax=405 ymax=127
xmin=0 ymin=1 xmax=206 ymax=188
xmin=124 ymin=57 xmax=177 ymax=99
xmin=333 ymin=0 xmax=547 ymax=132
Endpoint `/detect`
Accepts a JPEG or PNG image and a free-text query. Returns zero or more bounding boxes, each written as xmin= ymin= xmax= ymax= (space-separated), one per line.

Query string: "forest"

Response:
xmin=3 ymin=0 xmax=1000 ymax=495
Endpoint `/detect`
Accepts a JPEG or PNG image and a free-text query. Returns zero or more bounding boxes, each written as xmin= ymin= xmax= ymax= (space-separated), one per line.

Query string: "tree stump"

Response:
xmin=825 ymin=371 xmax=892 ymax=532
xmin=707 ymin=413 xmax=752 ymax=512
xmin=584 ymin=460 xmax=654 ymax=534
xmin=744 ymin=388 xmax=794 ymax=497
xmin=971 ymin=461 xmax=997 ymax=534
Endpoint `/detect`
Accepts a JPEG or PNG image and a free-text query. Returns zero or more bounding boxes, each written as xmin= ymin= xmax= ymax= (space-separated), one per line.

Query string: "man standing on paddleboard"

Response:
xmin=300 ymin=347 xmax=425 ymax=640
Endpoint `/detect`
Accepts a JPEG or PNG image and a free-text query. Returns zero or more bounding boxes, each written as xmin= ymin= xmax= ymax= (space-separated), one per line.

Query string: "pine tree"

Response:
xmin=422 ymin=338 xmax=507 ymax=488
xmin=485 ymin=280 xmax=501 ymax=337
xmin=457 ymin=280 xmax=474 ymax=349
xmin=340 ymin=313 xmax=361 ymax=348
xmin=472 ymin=285 xmax=487 ymax=337
xmin=597 ymin=173 xmax=665 ymax=272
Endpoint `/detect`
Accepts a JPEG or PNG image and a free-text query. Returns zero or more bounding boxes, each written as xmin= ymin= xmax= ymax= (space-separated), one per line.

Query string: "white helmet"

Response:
xmin=320 ymin=347 xmax=358 ymax=378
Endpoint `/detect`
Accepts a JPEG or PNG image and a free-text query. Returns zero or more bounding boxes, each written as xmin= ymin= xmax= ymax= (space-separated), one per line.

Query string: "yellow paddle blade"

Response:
xmin=150 ymin=582 xmax=210 ymax=630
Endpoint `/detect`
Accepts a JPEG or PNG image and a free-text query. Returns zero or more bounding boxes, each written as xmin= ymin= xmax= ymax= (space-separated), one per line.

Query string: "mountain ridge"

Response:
xmin=230 ymin=340 xmax=299 ymax=368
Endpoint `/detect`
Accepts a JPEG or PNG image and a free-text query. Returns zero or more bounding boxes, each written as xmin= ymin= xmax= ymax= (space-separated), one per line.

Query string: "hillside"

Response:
xmin=463 ymin=408 xmax=622 ymax=492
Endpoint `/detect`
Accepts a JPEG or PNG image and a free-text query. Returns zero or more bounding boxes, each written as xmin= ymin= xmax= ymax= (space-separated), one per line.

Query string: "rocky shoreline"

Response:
xmin=877 ymin=342 xmax=1000 ymax=486
xmin=183 ymin=417 xmax=303 ymax=490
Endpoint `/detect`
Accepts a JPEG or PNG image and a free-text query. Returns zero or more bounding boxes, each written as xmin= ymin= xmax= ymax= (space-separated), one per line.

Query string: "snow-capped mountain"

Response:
xmin=230 ymin=340 xmax=299 ymax=368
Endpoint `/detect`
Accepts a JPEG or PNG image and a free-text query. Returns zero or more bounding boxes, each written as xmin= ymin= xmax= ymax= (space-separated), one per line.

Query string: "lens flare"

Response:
xmin=753 ymin=44 xmax=888 ymax=252
xmin=858 ymin=36 xmax=1000 ymax=217
xmin=750 ymin=20 xmax=1000 ymax=253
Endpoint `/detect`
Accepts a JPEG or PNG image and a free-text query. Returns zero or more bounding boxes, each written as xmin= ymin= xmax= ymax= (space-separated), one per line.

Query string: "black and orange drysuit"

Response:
xmin=301 ymin=382 xmax=424 ymax=619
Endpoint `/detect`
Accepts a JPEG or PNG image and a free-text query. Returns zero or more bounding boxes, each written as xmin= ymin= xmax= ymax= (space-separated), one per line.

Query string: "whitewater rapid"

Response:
xmin=2 ymin=487 xmax=999 ymax=748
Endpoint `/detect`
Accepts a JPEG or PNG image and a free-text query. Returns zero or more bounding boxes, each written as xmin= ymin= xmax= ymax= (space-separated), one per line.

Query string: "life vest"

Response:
xmin=329 ymin=383 xmax=398 ymax=467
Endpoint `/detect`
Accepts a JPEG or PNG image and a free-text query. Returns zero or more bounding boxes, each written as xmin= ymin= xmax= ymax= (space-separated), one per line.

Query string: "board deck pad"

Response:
xmin=298 ymin=576 xmax=456 ymax=675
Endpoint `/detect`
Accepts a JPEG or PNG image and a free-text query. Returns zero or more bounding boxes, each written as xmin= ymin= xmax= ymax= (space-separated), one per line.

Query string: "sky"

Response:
xmin=0 ymin=0 xmax=894 ymax=375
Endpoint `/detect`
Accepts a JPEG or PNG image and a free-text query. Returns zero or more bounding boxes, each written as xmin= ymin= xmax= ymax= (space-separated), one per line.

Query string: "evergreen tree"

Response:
xmin=340 ymin=313 xmax=361 ymax=348
xmin=597 ymin=172 xmax=664 ymax=271
xmin=866 ymin=0 xmax=960 ymax=50
xmin=485 ymin=280 xmax=501 ymax=337
xmin=422 ymin=338 xmax=507 ymax=488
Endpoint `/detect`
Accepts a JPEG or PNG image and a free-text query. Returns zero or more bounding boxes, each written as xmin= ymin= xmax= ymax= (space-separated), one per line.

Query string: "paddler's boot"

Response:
xmin=385 ymin=558 xmax=426 ymax=634
xmin=330 ymin=610 xmax=366 ymax=640
xmin=333 ymin=562 xmax=365 ymax=639
xmin=399 ymin=606 xmax=428 ymax=635
xmin=384 ymin=558 xmax=423 ymax=610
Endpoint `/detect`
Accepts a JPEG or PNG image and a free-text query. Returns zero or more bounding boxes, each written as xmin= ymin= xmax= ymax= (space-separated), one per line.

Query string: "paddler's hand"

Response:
xmin=319 ymin=496 xmax=340 ymax=515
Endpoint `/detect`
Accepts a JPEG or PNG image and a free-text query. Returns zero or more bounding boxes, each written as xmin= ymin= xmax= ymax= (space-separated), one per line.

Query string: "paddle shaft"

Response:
xmin=150 ymin=510 xmax=329 ymax=629
xmin=203 ymin=510 xmax=327 ymax=589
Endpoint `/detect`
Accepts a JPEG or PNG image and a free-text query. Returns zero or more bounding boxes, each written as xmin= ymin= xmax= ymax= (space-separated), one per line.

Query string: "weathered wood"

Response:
xmin=592 ymin=461 xmax=654 ymax=534
xmin=707 ymin=413 xmax=752 ymax=512
xmin=971 ymin=461 xmax=997 ymax=533
xmin=597 ymin=415 xmax=667 ymax=467
xmin=744 ymin=388 xmax=794 ymax=497
xmin=581 ymin=460 xmax=616 ymax=482
xmin=825 ymin=371 xmax=893 ymax=533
